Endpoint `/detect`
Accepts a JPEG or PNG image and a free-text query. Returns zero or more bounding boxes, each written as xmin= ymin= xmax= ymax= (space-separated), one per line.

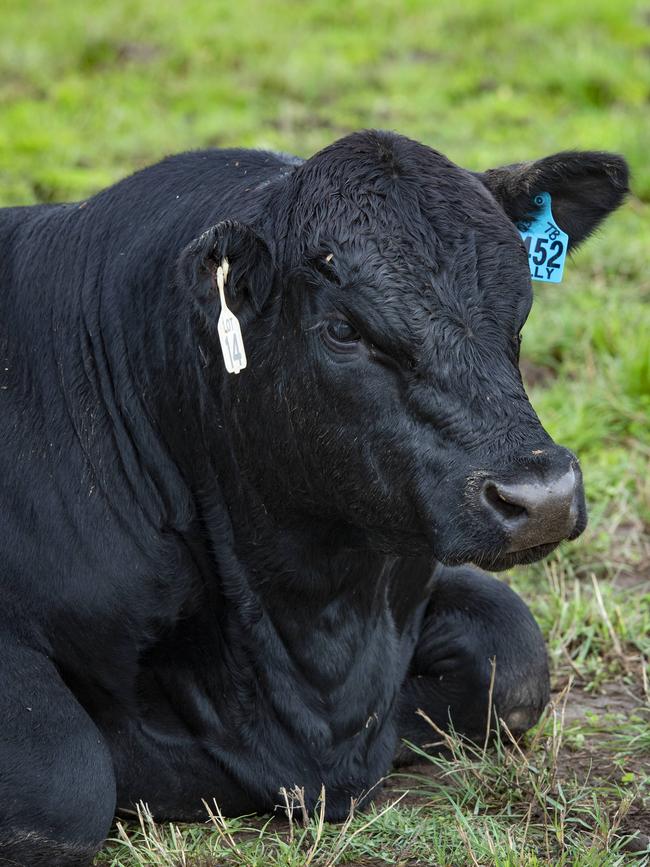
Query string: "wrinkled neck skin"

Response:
xmin=132 ymin=296 xmax=430 ymax=815
xmin=160 ymin=451 xmax=427 ymax=816
xmin=183 ymin=420 xmax=426 ymax=814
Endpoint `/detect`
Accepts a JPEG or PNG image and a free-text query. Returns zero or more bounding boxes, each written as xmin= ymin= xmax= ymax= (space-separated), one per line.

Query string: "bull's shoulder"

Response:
xmin=1 ymin=146 xmax=303 ymax=249
xmin=153 ymin=146 xmax=303 ymax=175
xmin=61 ymin=146 xmax=303 ymax=258
xmin=98 ymin=146 xmax=302 ymax=208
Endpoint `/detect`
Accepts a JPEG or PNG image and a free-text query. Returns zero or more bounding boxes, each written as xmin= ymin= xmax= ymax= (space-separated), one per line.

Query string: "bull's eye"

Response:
xmin=322 ymin=317 xmax=361 ymax=354
xmin=325 ymin=318 xmax=361 ymax=346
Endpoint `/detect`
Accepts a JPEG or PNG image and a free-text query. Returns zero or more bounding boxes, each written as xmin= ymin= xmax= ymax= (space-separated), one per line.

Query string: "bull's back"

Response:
xmin=0 ymin=203 xmax=62 ymax=292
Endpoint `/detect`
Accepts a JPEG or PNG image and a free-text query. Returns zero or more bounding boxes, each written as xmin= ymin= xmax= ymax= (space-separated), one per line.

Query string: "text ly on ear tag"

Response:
xmin=516 ymin=192 xmax=569 ymax=284
xmin=216 ymin=259 xmax=247 ymax=374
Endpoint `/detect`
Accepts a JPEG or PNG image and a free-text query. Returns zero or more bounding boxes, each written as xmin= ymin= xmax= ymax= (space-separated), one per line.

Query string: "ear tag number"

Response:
xmin=516 ymin=192 xmax=568 ymax=284
xmin=216 ymin=259 xmax=247 ymax=374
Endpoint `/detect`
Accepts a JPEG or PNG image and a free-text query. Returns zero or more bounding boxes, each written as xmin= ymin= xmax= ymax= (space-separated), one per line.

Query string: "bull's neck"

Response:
xmin=192 ymin=475 xmax=409 ymax=765
xmin=173 ymin=489 xmax=410 ymax=819
xmin=197 ymin=460 xmax=393 ymax=611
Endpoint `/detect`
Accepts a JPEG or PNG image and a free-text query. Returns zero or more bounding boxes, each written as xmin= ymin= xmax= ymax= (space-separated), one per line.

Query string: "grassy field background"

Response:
xmin=1 ymin=0 xmax=649 ymax=864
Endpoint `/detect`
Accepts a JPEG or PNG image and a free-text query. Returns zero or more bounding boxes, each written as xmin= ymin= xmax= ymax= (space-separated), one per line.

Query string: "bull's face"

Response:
xmin=182 ymin=132 xmax=627 ymax=570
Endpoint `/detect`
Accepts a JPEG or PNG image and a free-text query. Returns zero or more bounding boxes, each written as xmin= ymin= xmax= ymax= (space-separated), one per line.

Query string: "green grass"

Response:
xmin=2 ymin=0 xmax=649 ymax=864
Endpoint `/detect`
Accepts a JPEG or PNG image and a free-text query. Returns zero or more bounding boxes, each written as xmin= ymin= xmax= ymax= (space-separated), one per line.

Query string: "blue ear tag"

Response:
xmin=516 ymin=192 xmax=568 ymax=283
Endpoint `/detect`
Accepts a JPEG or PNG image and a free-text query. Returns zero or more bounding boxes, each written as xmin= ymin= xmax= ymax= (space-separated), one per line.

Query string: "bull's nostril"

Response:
xmin=483 ymin=482 xmax=527 ymax=522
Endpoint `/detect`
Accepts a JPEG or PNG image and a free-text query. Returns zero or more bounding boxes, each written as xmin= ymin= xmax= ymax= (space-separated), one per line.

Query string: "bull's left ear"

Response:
xmin=178 ymin=220 xmax=274 ymax=315
xmin=475 ymin=151 xmax=629 ymax=249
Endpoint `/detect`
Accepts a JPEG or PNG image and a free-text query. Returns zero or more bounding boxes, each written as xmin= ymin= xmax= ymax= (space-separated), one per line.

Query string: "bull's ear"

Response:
xmin=178 ymin=220 xmax=274 ymax=314
xmin=475 ymin=151 xmax=629 ymax=249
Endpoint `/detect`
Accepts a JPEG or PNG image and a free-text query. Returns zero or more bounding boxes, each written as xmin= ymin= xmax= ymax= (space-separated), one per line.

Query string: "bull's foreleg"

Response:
xmin=395 ymin=564 xmax=550 ymax=764
xmin=0 ymin=635 xmax=116 ymax=866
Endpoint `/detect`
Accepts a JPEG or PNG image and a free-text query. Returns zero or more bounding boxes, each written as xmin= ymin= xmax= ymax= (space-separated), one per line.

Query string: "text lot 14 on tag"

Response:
xmin=216 ymin=260 xmax=247 ymax=374
xmin=218 ymin=309 xmax=246 ymax=374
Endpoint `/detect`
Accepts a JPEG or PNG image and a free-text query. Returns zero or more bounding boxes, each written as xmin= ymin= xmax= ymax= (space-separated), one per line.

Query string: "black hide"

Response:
xmin=0 ymin=131 xmax=627 ymax=866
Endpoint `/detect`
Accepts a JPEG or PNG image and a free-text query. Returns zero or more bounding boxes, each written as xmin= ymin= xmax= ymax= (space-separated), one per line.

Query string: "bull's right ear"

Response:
xmin=178 ymin=220 xmax=274 ymax=315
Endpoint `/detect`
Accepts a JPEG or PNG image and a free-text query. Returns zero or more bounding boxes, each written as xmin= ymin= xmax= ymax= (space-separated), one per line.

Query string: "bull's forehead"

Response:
xmin=284 ymin=130 xmax=528 ymax=295
xmin=294 ymin=188 xmax=530 ymax=330
xmin=279 ymin=131 xmax=532 ymax=357
xmin=286 ymin=131 xmax=515 ymax=235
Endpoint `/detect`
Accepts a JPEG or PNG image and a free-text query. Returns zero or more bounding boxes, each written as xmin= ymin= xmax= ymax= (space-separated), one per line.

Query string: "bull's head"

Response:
xmin=181 ymin=131 xmax=628 ymax=570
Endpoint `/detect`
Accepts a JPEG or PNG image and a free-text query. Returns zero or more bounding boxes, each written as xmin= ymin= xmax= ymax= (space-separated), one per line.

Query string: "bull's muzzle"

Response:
xmin=481 ymin=464 xmax=582 ymax=553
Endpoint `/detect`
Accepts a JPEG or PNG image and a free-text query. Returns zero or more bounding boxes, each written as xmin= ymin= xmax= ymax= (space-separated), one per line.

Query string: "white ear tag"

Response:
xmin=216 ymin=259 xmax=247 ymax=374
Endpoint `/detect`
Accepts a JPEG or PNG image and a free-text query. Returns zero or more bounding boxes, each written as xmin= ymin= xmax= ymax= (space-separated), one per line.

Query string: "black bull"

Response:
xmin=0 ymin=131 xmax=627 ymax=865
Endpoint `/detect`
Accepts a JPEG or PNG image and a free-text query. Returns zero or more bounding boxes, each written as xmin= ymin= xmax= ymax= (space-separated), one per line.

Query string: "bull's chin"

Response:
xmin=433 ymin=515 xmax=588 ymax=572
xmin=465 ymin=541 xmax=562 ymax=572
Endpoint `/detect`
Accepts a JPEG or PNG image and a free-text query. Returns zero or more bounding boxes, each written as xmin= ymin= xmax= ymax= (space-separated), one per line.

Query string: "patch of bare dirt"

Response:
xmin=609 ymin=523 xmax=650 ymax=591
xmin=558 ymin=683 xmax=650 ymax=848
xmin=561 ymin=680 xmax=646 ymax=727
xmin=520 ymin=358 xmax=557 ymax=388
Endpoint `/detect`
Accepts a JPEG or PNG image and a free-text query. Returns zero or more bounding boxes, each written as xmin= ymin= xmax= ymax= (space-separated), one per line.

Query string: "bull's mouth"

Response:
xmin=444 ymin=506 xmax=587 ymax=572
